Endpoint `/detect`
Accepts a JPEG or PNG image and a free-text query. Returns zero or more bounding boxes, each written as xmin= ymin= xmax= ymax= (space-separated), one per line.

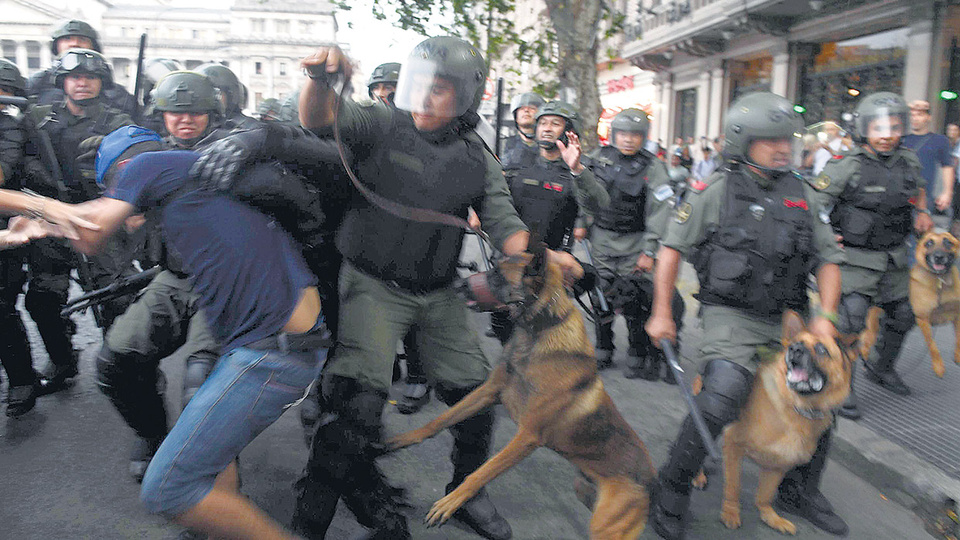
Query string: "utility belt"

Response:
xmin=349 ymin=258 xmax=453 ymax=295
xmin=246 ymin=322 xmax=333 ymax=354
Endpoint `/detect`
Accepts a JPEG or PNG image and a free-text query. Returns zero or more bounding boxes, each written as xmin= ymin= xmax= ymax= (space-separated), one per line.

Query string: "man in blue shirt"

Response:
xmin=903 ymin=100 xmax=955 ymax=227
xmin=69 ymin=127 xmax=329 ymax=540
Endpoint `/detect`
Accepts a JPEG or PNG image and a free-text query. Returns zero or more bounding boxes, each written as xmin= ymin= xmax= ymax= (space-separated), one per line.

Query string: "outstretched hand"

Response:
xmin=555 ymin=131 xmax=583 ymax=172
xmin=0 ymin=216 xmax=62 ymax=249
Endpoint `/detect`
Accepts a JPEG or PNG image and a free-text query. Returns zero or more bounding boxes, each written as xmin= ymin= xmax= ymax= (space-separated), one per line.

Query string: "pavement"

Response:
xmin=0 ymin=248 xmax=955 ymax=539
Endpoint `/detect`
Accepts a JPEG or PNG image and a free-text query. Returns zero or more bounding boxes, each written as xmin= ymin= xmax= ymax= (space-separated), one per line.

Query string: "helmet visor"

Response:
xmin=59 ymin=50 xmax=104 ymax=73
xmin=856 ymin=108 xmax=907 ymax=139
xmin=746 ymin=133 xmax=804 ymax=172
xmin=394 ymin=57 xmax=470 ymax=118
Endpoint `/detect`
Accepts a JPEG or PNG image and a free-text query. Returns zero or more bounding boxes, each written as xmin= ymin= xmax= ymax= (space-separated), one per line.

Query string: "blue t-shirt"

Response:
xmin=903 ymin=133 xmax=953 ymax=207
xmin=106 ymin=150 xmax=317 ymax=352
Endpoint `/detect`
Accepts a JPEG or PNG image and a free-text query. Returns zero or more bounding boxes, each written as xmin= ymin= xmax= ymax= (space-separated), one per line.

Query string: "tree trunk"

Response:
xmin=543 ymin=0 xmax=603 ymax=151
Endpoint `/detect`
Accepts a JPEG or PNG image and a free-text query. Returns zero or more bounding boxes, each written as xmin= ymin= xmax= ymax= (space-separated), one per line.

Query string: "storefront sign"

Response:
xmin=606 ymin=76 xmax=635 ymax=94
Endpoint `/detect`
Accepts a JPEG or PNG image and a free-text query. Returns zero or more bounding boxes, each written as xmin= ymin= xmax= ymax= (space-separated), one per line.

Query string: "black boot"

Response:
xmin=37 ymin=350 xmax=80 ymax=396
xmin=129 ymin=436 xmax=164 ymax=483
xmin=863 ymin=303 xmax=911 ymax=396
xmin=623 ymin=353 xmax=648 ymax=379
xmin=439 ymin=386 xmax=512 ymax=540
xmin=837 ymin=369 xmax=861 ymax=420
xmin=653 ymin=416 xmax=719 ymax=540
xmin=776 ymin=431 xmax=849 ymax=536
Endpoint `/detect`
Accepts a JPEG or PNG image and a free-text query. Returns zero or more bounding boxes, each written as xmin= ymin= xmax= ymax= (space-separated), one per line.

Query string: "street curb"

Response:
xmin=832 ymin=417 xmax=960 ymax=508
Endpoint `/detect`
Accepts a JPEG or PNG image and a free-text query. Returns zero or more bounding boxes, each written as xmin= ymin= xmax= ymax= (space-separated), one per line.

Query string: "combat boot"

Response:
xmin=623 ymin=353 xmax=647 ymax=379
xmin=653 ymin=416 xmax=710 ymax=540
xmin=776 ymin=431 xmax=849 ymax=536
xmin=130 ymin=436 xmax=164 ymax=483
xmin=596 ymin=348 xmax=614 ymax=370
xmin=863 ymin=337 xmax=910 ymax=396
xmin=37 ymin=350 xmax=80 ymax=396
xmin=396 ymin=382 xmax=430 ymax=414
xmin=6 ymin=382 xmax=38 ymax=417
xmin=837 ymin=370 xmax=861 ymax=420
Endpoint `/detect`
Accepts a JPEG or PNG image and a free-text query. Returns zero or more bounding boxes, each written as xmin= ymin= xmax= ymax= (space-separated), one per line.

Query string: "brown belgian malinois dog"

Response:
xmin=387 ymin=243 xmax=657 ymax=539
xmin=692 ymin=311 xmax=855 ymax=535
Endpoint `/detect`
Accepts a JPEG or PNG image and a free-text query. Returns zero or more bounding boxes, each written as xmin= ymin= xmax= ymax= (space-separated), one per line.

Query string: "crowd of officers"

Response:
xmin=0 ymin=19 xmax=937 ymax=540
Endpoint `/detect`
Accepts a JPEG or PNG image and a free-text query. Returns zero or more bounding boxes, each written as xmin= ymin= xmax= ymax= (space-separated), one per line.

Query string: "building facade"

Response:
xmin=618 ymin=0 xmax=960 ymax=144
xmin=0 ymin=0 xmax=342 ymax=112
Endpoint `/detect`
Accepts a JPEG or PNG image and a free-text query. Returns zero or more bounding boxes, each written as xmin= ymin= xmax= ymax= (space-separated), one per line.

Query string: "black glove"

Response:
xmin=190 ymin=127 xmax=268 ymax=191
xmin=76 ymin=135 xmax=104 ymax=163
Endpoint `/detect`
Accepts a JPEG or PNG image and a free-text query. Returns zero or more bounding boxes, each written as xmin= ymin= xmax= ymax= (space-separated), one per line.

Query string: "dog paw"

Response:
xmin=691 ymin=470 xmax=708 ymax=490
xmin=425 ymin=490 xmax=471 ymax=527
xmin=720 ymin=506 xmax=741 ymax=529
xmin=760 ymin=508 xmax=797 ymax=535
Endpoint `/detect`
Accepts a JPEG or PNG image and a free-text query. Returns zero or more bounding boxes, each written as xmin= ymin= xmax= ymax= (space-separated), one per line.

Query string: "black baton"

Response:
xmin=660 ymin=338 xmax=722 ymax=462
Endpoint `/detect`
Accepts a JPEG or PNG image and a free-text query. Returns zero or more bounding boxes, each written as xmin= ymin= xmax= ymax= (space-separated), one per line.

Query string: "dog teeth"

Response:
xmin=811 ymin=378 xmax=823 ymax=392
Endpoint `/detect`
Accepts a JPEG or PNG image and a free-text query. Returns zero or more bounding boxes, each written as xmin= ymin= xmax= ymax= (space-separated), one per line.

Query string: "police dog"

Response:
xmin=387 ymin=243 xmax=657 ymax=539
xmin=694 ymin=312 xmax=854 ymax=534
xmin=860 ymin=230 xmax=960 ymax=378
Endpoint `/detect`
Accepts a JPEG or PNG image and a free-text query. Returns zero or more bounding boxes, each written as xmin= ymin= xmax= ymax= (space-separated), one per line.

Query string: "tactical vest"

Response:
xmin=337 ymin=112 xmax=487 ymax=291
xmin=590 ymin=146 xmax=650 ymax=233
xmin=500 ymin=134 xmax=538 ymax=171
xmin=693 ymin=169 xmax=814 ymax=317
xmin=507 ymin=160 xmax=579 ymax=250
xmin=829 ymin=154 xmax=915 ymax=251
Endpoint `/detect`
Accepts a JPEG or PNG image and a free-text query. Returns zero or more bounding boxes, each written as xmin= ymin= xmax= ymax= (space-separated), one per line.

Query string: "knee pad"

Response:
xmin=883 ymin=297 xmax=915 ymax=335
xmin=181 ymin=353 xmax=217 ymax=409
xmin=838 ymin=292 xmax=871 ymax=335
xmin=696 ymin=359 xmax=754 ymax=427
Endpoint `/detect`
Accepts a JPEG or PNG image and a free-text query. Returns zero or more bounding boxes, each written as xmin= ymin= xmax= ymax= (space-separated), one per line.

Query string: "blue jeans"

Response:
xmin=140 ymin=345 xmax=326 ymax=516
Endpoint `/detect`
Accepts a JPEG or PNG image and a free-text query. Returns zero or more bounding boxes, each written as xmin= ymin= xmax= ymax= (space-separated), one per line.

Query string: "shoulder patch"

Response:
xmin=813 ymin=174 xmax=831 ymax=191
xmin=689 ymin=179 xmax=708 ymax=192
xmin=674 ymin=202 xmax=692 ymax=224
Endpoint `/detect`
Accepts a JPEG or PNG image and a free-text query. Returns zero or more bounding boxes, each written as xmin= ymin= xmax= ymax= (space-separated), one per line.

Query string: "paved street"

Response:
xmin=0 ymin=249 xmax=946 ymax=540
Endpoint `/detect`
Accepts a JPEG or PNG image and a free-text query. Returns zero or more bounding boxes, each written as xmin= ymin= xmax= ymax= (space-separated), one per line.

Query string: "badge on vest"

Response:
xmin=783 ymin=198 xmax=808 ymax=210
xmin=749 ymin=203 xmax=765 ymax=221
xmin=814 ymin=174 xmax=831 ymax=190
xmin=653 ymin=184 xmax=674 ymax=202
xmin=675 ymin=202 xmax=692 ymax=223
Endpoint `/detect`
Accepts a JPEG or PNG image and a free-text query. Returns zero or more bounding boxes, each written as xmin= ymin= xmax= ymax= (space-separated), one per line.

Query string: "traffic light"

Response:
xmin=793 ymin=104 xmax=807 ymax=114
xmin=940 ymin=89 xmax=958 ymax=101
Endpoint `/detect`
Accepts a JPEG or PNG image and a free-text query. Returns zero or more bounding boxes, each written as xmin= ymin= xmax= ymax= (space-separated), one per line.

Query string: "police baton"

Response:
xmin=660 ymin=338 xmax=722 ymax=464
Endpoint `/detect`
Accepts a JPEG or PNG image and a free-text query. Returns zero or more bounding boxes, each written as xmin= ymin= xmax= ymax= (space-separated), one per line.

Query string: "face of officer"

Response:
xmin=405 ymin=74 xmax=458 ymax=132
xmin=56 ymin=35 xmax=94 ymax=55
xmin=536 ymin=115 xmax=569 ymax=148
xmin=63 ymin=73 xmax=101 ymax=103
xmin=163 ymin=112 xmax=210 ymax=142
xmin=747 ymin=138 xmax=795 ymax=171
xmin=515 ymin=105 xmax=538 ymax=133
xmin=866 ymin=115 xmax=905 ymax=154
xmin=369 ymin=82 xmax=396 ymax=103
xmin=614 ymin=130 xmax=644 ymax=156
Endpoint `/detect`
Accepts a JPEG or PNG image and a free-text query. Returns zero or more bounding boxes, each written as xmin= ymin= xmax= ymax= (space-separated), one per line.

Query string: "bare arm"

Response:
xmin=809 ymin=262 xmax=840 ymax=339
xmin=69 ymin=198 xmax=136 ymax=255
xmin=937 ymin=165 xmax=955 ymax=211
xmin=0 ymin=189 xmax=99 ymax=239
xmin=646 ymin=246 xmax=682 ymax=346
xmin=298 ymin=47 xmax=353 ymax=129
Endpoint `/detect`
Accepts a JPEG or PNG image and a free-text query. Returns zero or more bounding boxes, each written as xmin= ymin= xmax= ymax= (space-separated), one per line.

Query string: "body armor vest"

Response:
xmin=693 ymin=169 xmax=814 ymax=317
xmin=338 ymin=112 xmax=487 ymax=291
xmin=591 ymin=146 xmax=650 ymax=233
xmin=507 ymin=160 xmax=579 ymax=250
xmin=500 ymin=133 xmax=538 ymax=171
xmin=829 ymin=155 xmax=914 ymax=251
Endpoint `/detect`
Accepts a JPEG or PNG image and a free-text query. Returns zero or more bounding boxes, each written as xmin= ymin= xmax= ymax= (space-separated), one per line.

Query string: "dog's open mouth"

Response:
xmin=785 ymin=343 xmax=826 ymax=395
xmin=926 ymin=251 xmax=956 ymax=274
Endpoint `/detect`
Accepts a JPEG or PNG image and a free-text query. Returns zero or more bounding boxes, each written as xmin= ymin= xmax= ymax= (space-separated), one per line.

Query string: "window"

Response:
xmin=252 ymin=19 xmax=265 ymax=33
xmin=279 ymin=62 xmax=287 ymax=76
xmin=27 ymin=41 xmax=41 ymax=70
xmin=255 ymin=61 xmax=263 ymax=75
xmin=1 ymin=40 xmax=15 ymax=64
xmin=300 ymin=21 xmax=312 ymax=35
xmin=193 ymin=30 xmax=200 ymax=40
xmin=255 ymin=92 xmax=263 ymax=105
xmin=276 ymin=20 xmax=290 ymax=34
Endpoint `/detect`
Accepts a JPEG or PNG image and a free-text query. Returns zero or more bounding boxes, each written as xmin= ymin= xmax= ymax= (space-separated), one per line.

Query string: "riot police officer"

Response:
xmin=27 ymin=48 xmax=134 ymax=390
xmin=586 ymin=108 xmax=675 ymax=376
xmin=26 ymin=20 xmax=137 ymax=119
xmin=646 ymin=92 xmax=847 ymax=539
xmin=288 ymin=36 xmax=586 ymax=540
xmin=367 ymin=62 xmax=400 ymax=103
xmin=257 ymin=97 xmax=282 ymax=122
xmin=0 ymin=59 xmax=39 ymax=416
xmin=138 ymin=58 xmax=186 ymax=133
xmin=501 ymin=92 xmax=545 ymax=170
xmin=489 ymin=100 xmax=609 ymax=343
xmin=811 ymin=92 xmax=933 ymax=419
xmin=196 ymin=63 xmax=259 ymax=130
xmin=151 ymin=71 xmax=228 ymax=148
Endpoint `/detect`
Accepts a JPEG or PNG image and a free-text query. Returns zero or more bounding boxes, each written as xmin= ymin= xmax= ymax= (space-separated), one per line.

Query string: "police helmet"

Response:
xmin=394 ymin=36 xmax=487 ymax=123
xmin=510 ymin=92 xmax=545 ymax=118
xmin=150 ymin=71 xmax=223 ymax=117
xmin=723 ymin=92 xmax=803 ymax=173
xmin=610 ymin=108 xmax=650 ymax=141
xmin=535 ymin=100 xmax=583 ymax=136
xmin=196 ymin=63 xmax=243 ymax=114
xmin=54 ymin=48 xmax=113 ymax=89
xmin=50 ymin=20 xmax=102 ymax=55
xmin=144 ymin=58 xmax=186 ymax=88
xmin=257 ymin=98 xmax=281 ymax=121
xmin=278 ymin=90 xmax=300 ymax=125
xmin=95 ymin=125 xmax=163 ymax=188
xmin=367 ymin=62 xmax=401 ymax=96
xmin=852 ymin=92 xmax=908 ymax=144
xmin=0 ymin=59 xmax=26 ymax=97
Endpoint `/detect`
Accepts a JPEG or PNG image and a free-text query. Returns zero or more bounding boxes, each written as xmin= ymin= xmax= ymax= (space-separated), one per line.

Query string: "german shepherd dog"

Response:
xmin=386 ymin=243 xmax=657 ymax=539
xmin=692 ymin=312 xmax=855 ymax=534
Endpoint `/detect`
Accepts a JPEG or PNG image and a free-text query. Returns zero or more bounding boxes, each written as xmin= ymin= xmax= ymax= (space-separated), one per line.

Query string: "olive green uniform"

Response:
xmin=662 ymin=168 xmax=845 ymax=372
xmin=325 ymin=99 xmax=526 ymax=393
xmin=808 ymin=146 xmax=922 ymax=302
